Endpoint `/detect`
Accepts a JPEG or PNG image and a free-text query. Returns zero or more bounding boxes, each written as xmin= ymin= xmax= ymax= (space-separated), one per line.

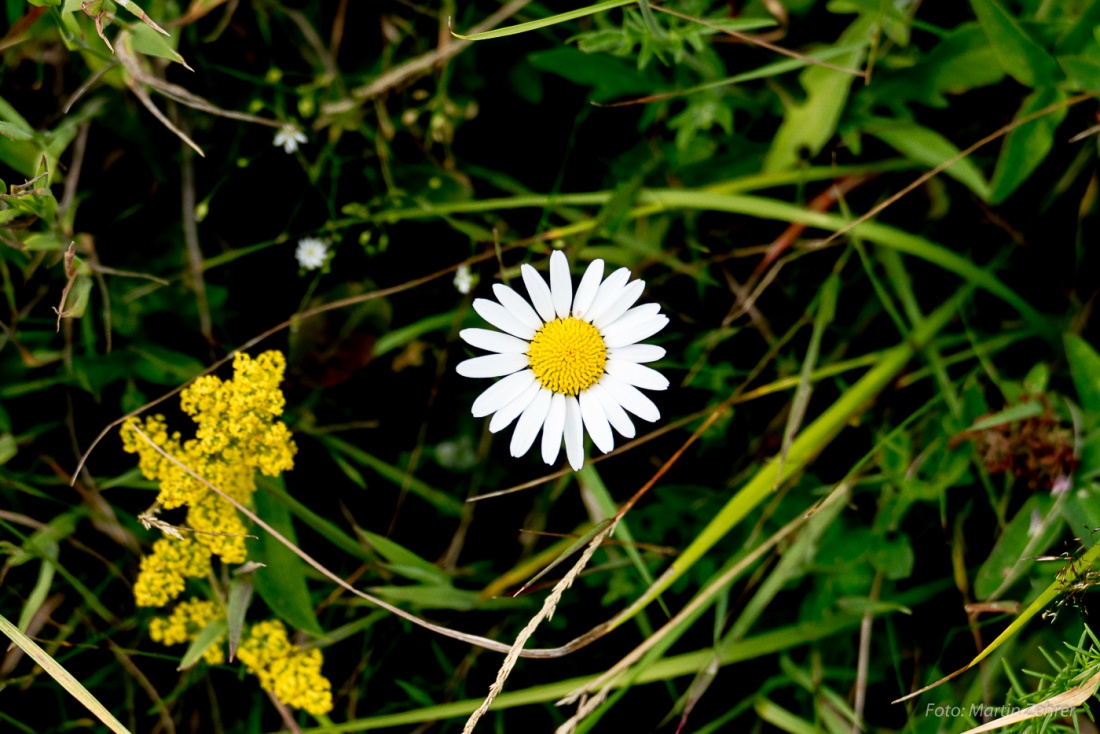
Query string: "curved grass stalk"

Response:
xmin=367 ymin=188 xmax=1049 ymax=332
xmin=450 ymin=0 xmax=635 ymax=41
xmin=0 ymin=612 xmax=132 ymax=734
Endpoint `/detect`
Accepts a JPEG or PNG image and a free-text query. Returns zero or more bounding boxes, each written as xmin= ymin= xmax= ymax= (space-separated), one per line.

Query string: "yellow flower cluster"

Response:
xmin=122 ymin=351 xmax=297 ymax=605
xmin=237 ymin=620 xmax=333 ymax=716
xmin=132 ymin=538 xmax=212 ymax=608
xmin=149 ymin=597 xmax=226 ymax=664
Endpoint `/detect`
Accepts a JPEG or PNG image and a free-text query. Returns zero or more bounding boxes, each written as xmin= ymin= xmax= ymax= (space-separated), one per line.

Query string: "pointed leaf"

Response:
xmin=252 ymin=477 xmax=325 ymax=637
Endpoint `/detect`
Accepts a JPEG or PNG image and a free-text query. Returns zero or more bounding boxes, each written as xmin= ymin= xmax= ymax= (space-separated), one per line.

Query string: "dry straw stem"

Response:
xmin=554 ymin=484 xmax=850 ymax=732
xmin=127 ymin=423 xmax=538 ymax=656
xmin=462 ymin=520 xmax=617 ymax=734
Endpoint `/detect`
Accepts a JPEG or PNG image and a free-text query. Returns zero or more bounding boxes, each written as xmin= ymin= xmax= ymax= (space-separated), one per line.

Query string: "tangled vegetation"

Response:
xmin=1 ymin=0 xmax=1099 ymax=732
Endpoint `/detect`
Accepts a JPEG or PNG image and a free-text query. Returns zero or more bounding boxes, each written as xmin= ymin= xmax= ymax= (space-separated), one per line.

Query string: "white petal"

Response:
xmin=599 ymin=374 xmax=660 ymax=422
xmin=492 ymin=285 xmax=544 ymax=332
xmin=456 ymin=353 xmax=528 ymax=378
xmin=564 ymin=396 xmax=584 ymax=471
xmin=489 ymin=380 xmax=542 ymax=433
xmin=583 ymin=267 xmax=630 ymax=324
xmin=571 ymin=259 xmax=604 ymax=319
xmin=591 ymin=382 xmax=635 ymax=439
xmin=521 ymin=263 xmax=556 ymax=323
xmin=471 ymin=370 xmax=535 ymax=418
xmin=473 ymin=299 xmax=536 ymax=340
xmin=604 ymin=314 xmax=669 ymax=350
xmin=592 ymin=280 xmax=645 ymax=330
xmin=600 ymin=303 xmax=662 ymax=338
xmin=579 ymin=389 xmax=614 ymax=454
xmin=605 ymin=360 xmax=670 ymax=391
xmin=549 ymin=250 xmax=573 ymax=319
xmin=541 ymin=393 xmax=567 ymax=465
xmin=608 ymin=344 xmax=665 ymax=363
xmin=460 ymin=328 xmax=530 ymax=354
xmin=510 ymin=388 xmax=552 ymax=458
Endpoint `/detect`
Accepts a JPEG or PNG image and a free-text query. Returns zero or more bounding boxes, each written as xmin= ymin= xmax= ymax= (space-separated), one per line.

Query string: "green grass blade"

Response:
xmin=451 ymin=0 xmax=635 ymax=41
xmin=0 ymin=611 xmax=132 ymax=734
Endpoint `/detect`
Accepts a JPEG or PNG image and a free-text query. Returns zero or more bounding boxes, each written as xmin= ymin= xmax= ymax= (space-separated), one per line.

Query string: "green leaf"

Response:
xmin=988 ymin=86 xmax=1066 ymax=204
xmin=178 ymin=619 xmax=228 ymax=670
xmin=869 ymin=536 xmax=915 ymax=580
xmin=974 ymin=493 xmax=1060 ymax=599
xmin=358 ymin=530 xmax=449 ymax=586
xmin=452 ymin=0 xmax=635 ymax=41
xmin=0 ymin=433 xmax=16 ymax=465
xmin=251 ymin=477 xmax=325 ymax=638
xmin=0 ymin=122 xmax=35 ymax=141
xmin=127 ymin=23 xmax=192 ymax=70
xmin=1065 ymin=334 xmax=1100 ymax=414
xmin=966 ymin=400 xmax=1043 ymax=431
xmin=865 ymin=119 xmax=991 ymax=200
xmin=527 ymin=47 xmax=655 ymax=102
xmin=764 ymin=15 xmax=872 ymax=170
xmin=226 ymin=577 xmax=253 ymax=662
xmin=1060 ymin=56 xmax=1100 ymax=91
xmin=969 ymin=0 xmax=1061 ymax=86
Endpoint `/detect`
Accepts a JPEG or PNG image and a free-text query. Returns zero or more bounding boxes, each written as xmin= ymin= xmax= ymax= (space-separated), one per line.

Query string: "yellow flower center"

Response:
xmin=527 ymin=317 xmax=607 ymax=396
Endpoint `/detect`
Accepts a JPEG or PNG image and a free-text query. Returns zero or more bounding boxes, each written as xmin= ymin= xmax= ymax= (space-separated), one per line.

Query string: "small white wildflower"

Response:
xmin=295 ymin=237 xmax=328 ymax=270
xmin=273 ymin=125 xmax=307 ymax=154
xmin=454 ymin=263 xmax=474 ymax=294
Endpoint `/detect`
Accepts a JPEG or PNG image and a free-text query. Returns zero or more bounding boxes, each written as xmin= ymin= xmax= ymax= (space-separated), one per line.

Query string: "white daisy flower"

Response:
xmin=456 ymin=250 xmax=669 ymax=471
xmin=295 ymin=237 xmax=328 ymax=270
xmin=454 ymin=263 xmax=474 ymax=295
xmin=273 ymin=125 xmax=307 ymax=154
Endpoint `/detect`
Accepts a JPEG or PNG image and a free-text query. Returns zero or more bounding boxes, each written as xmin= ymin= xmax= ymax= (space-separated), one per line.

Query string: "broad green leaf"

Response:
xmin=527 ymin=47 xmax=655 ymax=102
xmin=1065 ymin=334 xmax=1100 ymax=414
xmin=0 ymin=612 xmax=131 ymax=734
xmin=0 ymin=433 xmax=15 ymax=465
xmin=969 ymin=0 xmax=1061 ymax=86
xmin=128 ymin=24 xmax=191 ymax=69
xmin=1022 ymin=363 xmax=1049 ymax=394
xmin=252 ymin=477 xmax=325 ymax=638
xmin=989 ymin=86 xmax=1066 ymax=204
xmin=865 ymin=119 xmax=991 ymax=200
xmin=0 ymin=122 xmax=34 ymax=141
xmin=178 ymin=619 xmax=228 ymax=670
xmin=58 ymin=273 xmax=93 ymax=321
xmin=1060 ymin=56 xmax=1100 ymax=92
xmin=869 ymin=536 xmax=915 ymax=581
xmin=871 ymin=25 xmax=1004 ymax=108
xmin=226 ymin=577 xmax=253 ymax=661
xmin=764 ymin=15 xmax=872 ymax=170
xmin=452 ymin=0 xmax=634 ymax=41
xmin=974 ymin=493 xmax=1060 ymax=599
